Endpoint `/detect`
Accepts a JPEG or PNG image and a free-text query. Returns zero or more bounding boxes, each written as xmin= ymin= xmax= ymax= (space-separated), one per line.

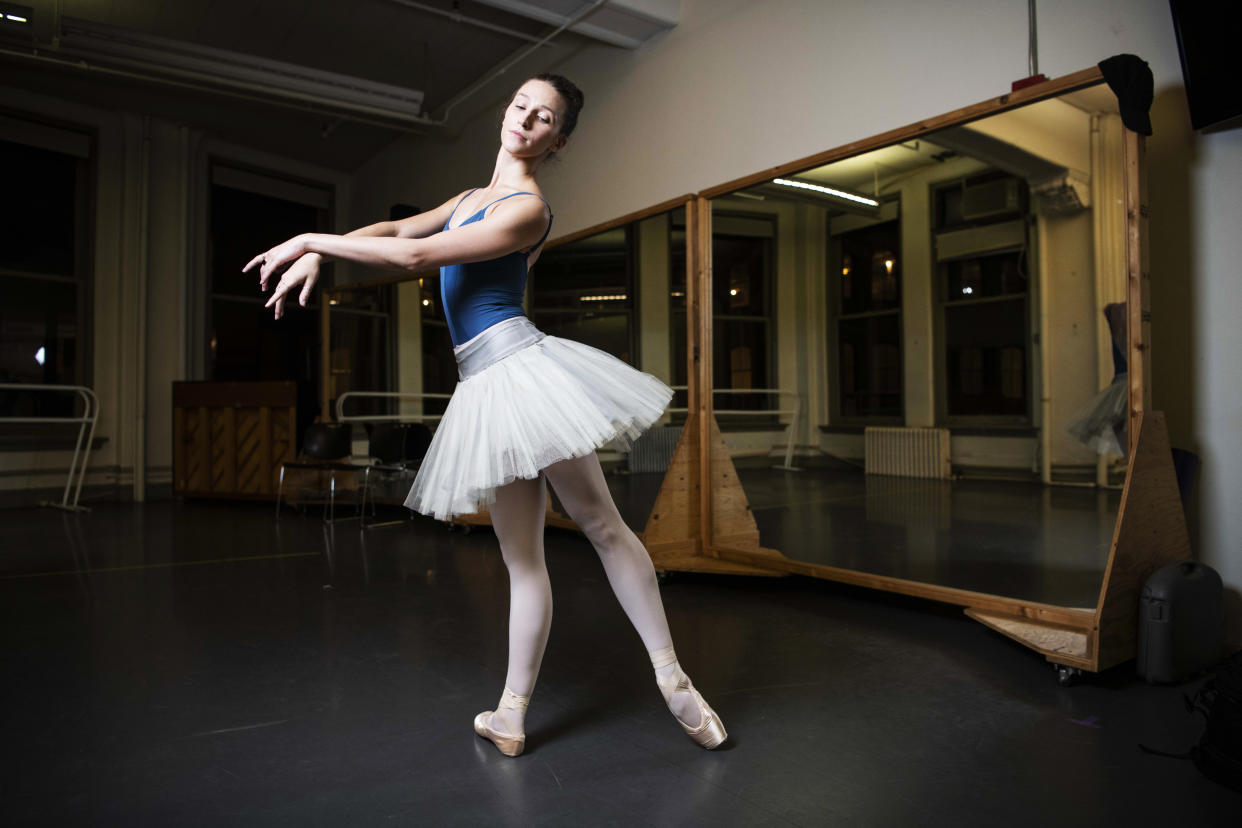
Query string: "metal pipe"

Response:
xmin=134 ymin=115 xmax=150 ymax=502
xmin=383 ymin=0 xmax=551 ymax=45
xmin=438 ymin=0 xmax=610 ymax=123
xmin=1028 ymin=0 xmax=1039 ymax=77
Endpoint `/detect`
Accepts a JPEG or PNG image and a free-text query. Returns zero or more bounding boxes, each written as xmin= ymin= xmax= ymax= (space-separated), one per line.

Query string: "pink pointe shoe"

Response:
xmin=651 ymin=645 xmax=728 ymax=749
xmin=473 ymin=687 xmax=528 ymax=757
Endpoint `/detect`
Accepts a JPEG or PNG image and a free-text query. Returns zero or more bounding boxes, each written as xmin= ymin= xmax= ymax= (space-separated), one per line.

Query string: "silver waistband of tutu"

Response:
xmin=453 ymin=316 xmax=546 ymax=381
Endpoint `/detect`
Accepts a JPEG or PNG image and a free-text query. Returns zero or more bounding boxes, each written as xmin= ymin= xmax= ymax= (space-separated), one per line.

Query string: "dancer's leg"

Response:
xmin=542 ymin=452 xmax=702 ymax=728
xmin=483 ymin=472 xmax=551 ymax=737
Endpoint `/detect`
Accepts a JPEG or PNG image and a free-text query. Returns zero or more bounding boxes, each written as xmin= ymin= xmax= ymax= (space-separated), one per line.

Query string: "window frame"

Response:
xmin=929 ymin=174 xmax=1038 ymax=429
xmin=825 ymin=198 xmax=904 ymax=428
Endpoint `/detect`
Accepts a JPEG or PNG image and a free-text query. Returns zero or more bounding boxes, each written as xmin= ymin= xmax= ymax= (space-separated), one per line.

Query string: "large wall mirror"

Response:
xmin=640 ymin=68 xmax=1190 ymax=681
xmin=705 ymin=84 xmax=1129 ymax=607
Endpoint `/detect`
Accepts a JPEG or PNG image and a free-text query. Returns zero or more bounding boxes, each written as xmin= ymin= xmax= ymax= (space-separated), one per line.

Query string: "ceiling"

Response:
xmin=0 ymin=1 xmax=675 ymax=170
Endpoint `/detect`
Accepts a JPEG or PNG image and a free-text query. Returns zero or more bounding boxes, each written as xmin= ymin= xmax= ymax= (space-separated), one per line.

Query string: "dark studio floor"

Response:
xmin=1 ymin=469 xmax=1237 ymax=826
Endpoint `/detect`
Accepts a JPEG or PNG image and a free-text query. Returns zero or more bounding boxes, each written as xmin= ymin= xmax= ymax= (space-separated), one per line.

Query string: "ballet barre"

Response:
xmin=0 ymin=383 xmax=100 ymax=512
xmin=666 ymin=386 xmax=803 ymax=472
xmin=334 ymin=390 xmax=450 ymax=424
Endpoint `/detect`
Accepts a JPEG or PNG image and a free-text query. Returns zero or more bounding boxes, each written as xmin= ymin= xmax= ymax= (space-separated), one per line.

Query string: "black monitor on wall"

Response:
xmin=1169 ymin=0 xmax=1242 ymax=133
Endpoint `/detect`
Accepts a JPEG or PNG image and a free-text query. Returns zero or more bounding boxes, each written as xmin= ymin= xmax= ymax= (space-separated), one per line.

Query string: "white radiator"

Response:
xmin=864 ymin=427 xmax=952 ymax=479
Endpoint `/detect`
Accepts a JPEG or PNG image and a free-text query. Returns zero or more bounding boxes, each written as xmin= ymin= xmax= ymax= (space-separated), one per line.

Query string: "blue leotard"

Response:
xmin=440 ymin=189 xmax=553 ymax=347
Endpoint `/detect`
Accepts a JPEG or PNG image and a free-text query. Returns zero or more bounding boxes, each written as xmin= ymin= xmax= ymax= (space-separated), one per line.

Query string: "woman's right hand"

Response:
xmin=261 ymin=252 xmax=322 ymax=320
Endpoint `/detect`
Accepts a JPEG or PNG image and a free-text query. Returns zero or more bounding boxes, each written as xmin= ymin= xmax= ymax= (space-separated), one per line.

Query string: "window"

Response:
xmin=670 ymin=212 xmax=775 ymax=418
xmin=829 ymin=216 xmax=902 ymax=420
xmin=207 ymin=163 xmax=332 ymax=436
xmin=0 ymin=128 xmax=92 ymax=420
xmin=530 ymin=226 xmax=636 ymax=364
xmin=933 ymin=172 xmax=1032 ymax=423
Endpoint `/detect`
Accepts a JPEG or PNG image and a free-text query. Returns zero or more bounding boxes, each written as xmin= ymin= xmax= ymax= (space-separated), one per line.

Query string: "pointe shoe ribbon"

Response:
xmin=650 ymin=646 xmax=728 ymax=750
xmin=473 ymin=686 xmax=528 ymax=757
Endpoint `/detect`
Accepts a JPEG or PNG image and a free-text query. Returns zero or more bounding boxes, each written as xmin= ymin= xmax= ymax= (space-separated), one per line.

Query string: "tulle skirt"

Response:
xmin=404 ymin=315 xmax=674 ymax=521
xmin=1066 ymin=374 xmax=1129 ymax=457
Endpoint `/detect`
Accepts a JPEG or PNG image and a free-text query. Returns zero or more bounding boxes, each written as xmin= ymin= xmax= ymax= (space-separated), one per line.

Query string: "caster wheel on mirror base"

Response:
xmin=1055 ymin=665 xmax=1082 ymax=687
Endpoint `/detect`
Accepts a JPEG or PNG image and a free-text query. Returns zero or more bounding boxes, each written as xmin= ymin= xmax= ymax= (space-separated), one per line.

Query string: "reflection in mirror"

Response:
xmin=708 ymin=85 xmax=1128 ymax=606
xmin=529 ymin=208 xmax=682 ymax=524
xmin=328 ymin=285 xmax=395 ymax=420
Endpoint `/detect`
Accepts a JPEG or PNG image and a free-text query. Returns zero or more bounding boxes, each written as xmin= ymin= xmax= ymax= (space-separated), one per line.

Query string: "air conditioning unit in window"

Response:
xmin=1031 ymin=171 xmax=1090 ymax=216
xmin=961 ymin=178 xmax=1020 ymax=221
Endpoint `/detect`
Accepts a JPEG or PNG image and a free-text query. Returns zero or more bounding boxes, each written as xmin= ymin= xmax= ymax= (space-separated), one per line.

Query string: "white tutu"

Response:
xmin=404 ymin=316 xmax=674 ymax=521
xmin=1066 ymin=373 xmax=1128 ymax=457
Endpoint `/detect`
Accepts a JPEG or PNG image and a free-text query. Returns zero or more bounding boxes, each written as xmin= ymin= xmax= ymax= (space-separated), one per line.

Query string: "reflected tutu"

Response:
xmin=404 ymin=316 xmax=673 ymax=521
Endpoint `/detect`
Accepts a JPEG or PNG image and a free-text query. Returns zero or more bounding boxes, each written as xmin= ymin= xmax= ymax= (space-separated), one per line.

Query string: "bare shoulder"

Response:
xmin=486 ymin=190 xmax=551 ymax=223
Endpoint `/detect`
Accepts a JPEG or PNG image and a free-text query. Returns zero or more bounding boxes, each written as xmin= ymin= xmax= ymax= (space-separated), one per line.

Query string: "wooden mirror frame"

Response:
xmin=637 ymin=66 xmax=1191 ymax=677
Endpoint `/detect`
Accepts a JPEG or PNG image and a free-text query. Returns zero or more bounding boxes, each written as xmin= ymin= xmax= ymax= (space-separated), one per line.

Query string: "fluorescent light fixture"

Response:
xmin=580 ymin=294 xmax=627 ymax=302
xmin=55 ymin=16 xmax=427 ymax=125
xmin=772 ymin=178 xmax=879 ymax=207
xmin=6 ymin=13 xmax=28 ymax=22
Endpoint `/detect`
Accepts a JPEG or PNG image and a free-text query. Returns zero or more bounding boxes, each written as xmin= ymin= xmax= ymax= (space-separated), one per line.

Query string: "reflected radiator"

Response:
xmin=627 ymin=425 xmax=683 ymax=473
xmin=864 ymin=427 xmax=952 ymax=479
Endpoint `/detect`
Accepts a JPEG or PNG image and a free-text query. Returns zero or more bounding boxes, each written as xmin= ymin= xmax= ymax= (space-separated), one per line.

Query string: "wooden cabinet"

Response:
xmin=173 ymin=381 xmax=296 ymax=500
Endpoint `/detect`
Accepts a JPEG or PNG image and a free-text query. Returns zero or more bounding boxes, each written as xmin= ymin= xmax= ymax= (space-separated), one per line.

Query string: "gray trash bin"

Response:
xmin=1137 ymin=560 xmax=1223 ymax=683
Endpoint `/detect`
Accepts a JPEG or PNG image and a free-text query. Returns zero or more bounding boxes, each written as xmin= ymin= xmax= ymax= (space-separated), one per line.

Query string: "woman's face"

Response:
xmin=500 ymin=80 xmax=568 ymax=160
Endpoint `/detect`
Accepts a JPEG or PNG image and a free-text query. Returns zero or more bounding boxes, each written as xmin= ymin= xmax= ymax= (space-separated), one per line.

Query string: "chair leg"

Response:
xmin=328 ymin=472 xmax=336 ymax=523
xmin=276 ymin=465 xmax=286 ymax=520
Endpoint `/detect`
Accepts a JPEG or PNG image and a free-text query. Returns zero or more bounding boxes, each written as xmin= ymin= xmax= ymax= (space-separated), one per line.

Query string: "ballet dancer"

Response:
xmin=245 ymin=74 xmax=726 ymax=757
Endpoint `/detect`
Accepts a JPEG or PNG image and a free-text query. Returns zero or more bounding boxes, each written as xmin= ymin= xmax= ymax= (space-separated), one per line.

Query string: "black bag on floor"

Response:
xmin=1142 ymin=649 xmax=1242 ymax=793
xmin=1191 ymin=650 xmax=1242 ymax=791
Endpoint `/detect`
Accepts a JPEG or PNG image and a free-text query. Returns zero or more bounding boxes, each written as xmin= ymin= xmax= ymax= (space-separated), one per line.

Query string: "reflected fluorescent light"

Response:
xmin=580 ymin=294 xmax=627 ymax=302
xmin=772 ymin=177 xmax=879 ymax=207
xmin=422 ymin=298 xmax=430 ymax=306
xmin=729 ymin=288 xmax=738 ymax=296
xmin=842 ymin=267 xmax=850 ymax=276
xmin=884 ymin=259 xmax=894 ymax=273
xmin=962 ymin=286 xmax=974 ymax=295
xmin=34 ymin=346 xmax=45 ymax=366
xmin=670 ymin=290 xmax=684 ymax=298
xmin=6 ymin=13 xmax=29 ymax=23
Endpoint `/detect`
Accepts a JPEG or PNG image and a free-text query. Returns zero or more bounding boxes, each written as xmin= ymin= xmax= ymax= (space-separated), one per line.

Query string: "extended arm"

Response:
xmin=245 ymin=189 xmax=474 ymax=317
xmin=248 ymin=194 xmax=549 ymax=317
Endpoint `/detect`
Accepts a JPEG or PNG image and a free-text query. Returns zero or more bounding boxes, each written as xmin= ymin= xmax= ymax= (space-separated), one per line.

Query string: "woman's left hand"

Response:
xmin=243 ymin=234 xmax=311 ymax=291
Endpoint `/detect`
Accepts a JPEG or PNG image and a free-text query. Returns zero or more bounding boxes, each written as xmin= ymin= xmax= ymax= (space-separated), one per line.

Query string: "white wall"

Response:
xmin=351 ymin=0 xmax=1240 ymax=642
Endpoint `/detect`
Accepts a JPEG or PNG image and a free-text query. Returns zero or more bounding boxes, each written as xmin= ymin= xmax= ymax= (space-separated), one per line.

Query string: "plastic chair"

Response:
xmin=276 ymin=422 xmax=367 ymax=522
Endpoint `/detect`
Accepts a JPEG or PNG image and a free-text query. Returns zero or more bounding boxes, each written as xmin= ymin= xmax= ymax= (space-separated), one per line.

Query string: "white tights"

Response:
xmin=484 ymin=451 xmax=699 ymax=734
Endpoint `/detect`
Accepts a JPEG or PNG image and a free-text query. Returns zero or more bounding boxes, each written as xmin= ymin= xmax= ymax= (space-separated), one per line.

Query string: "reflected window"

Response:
xmin=420 ymin=274 xmax=456 ymax=418
xmin=830 ymin=216 xmax=902 ymax=419
xmin=328 ymin=286 xmax=394 ymax=419
xmin=530 ymin=226 xmax=636 ymax=364
xmin=933 ymin=171 xmax=1031 ymax=421
xmin=670 ymin=213 xmax=775 ymax=414
xmin=0 ymin=132 xmax=92 ymax=421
